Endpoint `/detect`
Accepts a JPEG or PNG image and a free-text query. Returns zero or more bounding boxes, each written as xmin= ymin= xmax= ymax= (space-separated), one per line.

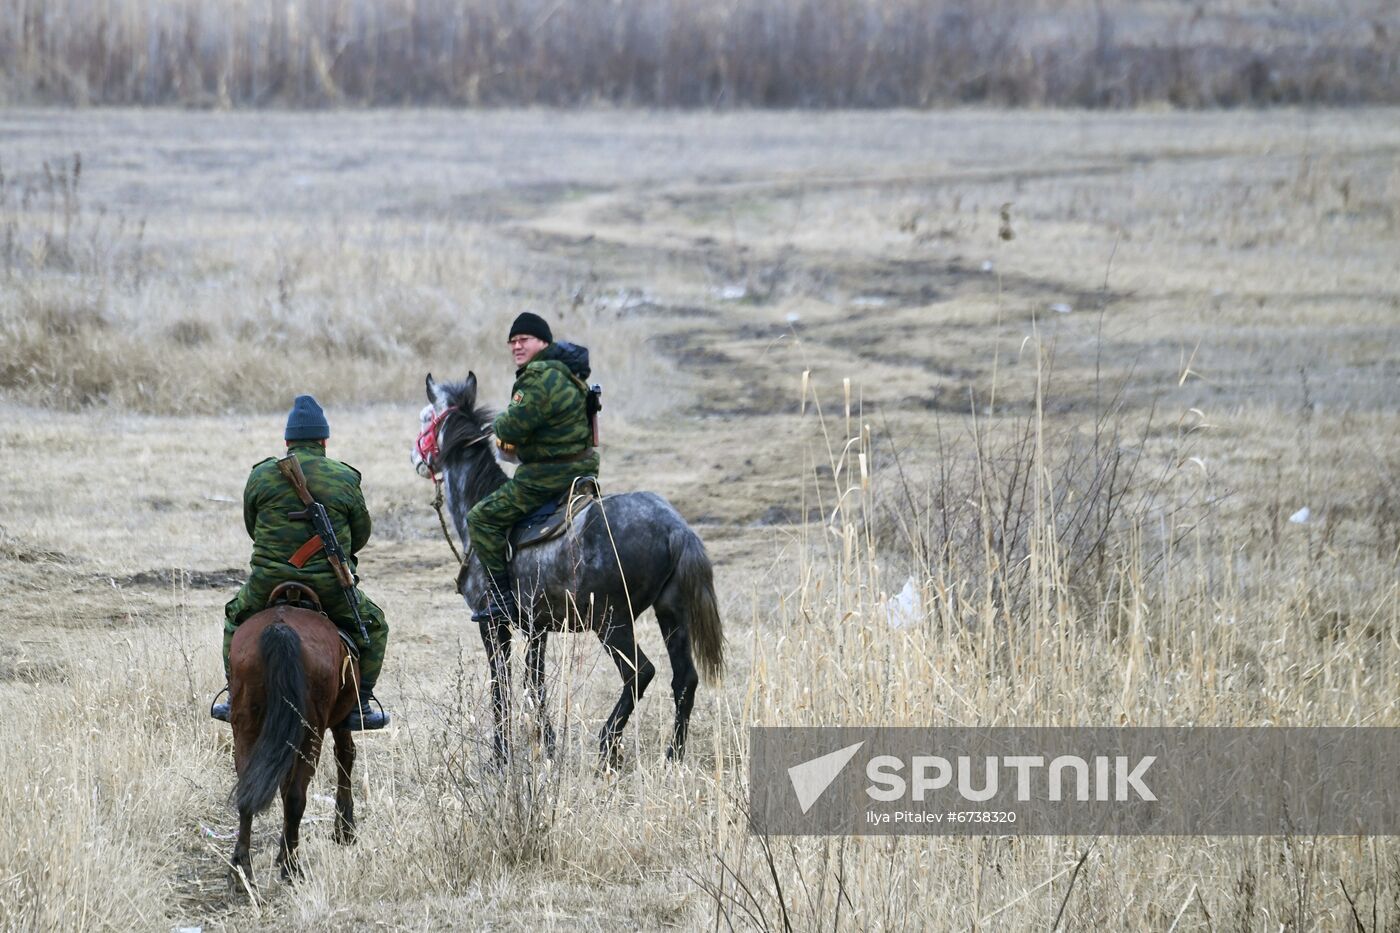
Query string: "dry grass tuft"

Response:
xmin=0 ymin=152 xmax=677 ymax=417
xmin=0 ymin=618 xmax=226 ymax=932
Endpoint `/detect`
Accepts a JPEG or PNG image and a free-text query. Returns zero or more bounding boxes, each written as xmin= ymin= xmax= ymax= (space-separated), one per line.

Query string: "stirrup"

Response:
xmin=342 ymin=692 xmax=390 ymax=731
xmin=471 ymin=598 xmax=517 ymax=625
xmin=472 ymin=573 xmax=517 ymax=625
xmin=209 ymin=685 xmax=231 ymax=723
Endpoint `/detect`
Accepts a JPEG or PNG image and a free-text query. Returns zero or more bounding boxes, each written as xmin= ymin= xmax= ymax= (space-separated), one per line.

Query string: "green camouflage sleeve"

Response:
xmin=347 ymin=476 xmax=371 ymax=555
xmin=242 ymin=459 xmax=270 ymax=538
xmin=493 ymin=369 xmax=549 ymax=445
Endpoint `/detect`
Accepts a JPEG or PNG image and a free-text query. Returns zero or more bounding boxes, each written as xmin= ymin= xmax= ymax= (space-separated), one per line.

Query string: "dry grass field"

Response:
xmin=1 ymin=107 xmax=1399 ymax=930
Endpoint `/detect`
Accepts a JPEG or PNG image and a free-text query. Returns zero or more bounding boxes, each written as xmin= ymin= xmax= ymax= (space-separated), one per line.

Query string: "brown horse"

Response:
xmin=227 ymin=585 xmax=359 ymax=888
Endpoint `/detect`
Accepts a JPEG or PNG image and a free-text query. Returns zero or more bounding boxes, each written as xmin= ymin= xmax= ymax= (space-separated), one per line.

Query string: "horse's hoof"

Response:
xmin=228 ymin=865 xmax=254 ymax=898
xmin=275 ymin=849 xmax=303 ymax=882
xmin=665 ymin=744 xmax=684 ymax=763
xmin=333 ymin=818 xmax=357 ymax=846
xmin=539 ymin=725 xmax=557 ymax=759
xmin=598 ymin=740 xmax=624 ymax=773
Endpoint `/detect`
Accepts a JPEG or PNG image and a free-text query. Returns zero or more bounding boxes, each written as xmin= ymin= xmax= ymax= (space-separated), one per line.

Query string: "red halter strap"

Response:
xmin=415 ymin=405 xmax=457 ymax=480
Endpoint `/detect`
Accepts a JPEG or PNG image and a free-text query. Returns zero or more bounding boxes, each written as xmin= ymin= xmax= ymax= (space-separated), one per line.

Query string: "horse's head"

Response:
xmin=426 ymin=371 xmax=477 ymax=414
xmin=414 ymin=373 xmax=486 ymax=479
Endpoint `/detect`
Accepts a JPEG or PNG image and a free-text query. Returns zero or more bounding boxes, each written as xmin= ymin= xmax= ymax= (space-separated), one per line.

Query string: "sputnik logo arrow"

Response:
xmin=788 ymin=741 xmax=865 ymax=814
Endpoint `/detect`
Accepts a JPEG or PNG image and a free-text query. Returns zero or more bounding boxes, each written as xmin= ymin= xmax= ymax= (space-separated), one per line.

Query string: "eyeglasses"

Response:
xmin=507 ymin=336 xmax=535 ymax=347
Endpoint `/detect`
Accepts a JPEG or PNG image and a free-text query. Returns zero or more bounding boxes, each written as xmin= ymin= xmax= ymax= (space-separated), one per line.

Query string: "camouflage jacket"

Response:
xmin=243 ymin=441 xmax=370 ymax=581
xmin=493 ymin=346 xmax=592 ymax=464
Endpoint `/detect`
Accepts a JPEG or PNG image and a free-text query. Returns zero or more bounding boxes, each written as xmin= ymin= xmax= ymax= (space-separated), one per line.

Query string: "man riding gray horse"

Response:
xmin=467 ymin=312 xmax=600 ymax=628
xmin=414 ymin=313 xmax=723 ymax=765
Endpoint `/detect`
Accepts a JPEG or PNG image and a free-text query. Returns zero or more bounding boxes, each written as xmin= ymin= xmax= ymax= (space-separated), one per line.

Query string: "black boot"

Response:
xmin=342 ymin=683 xmax=389 ymax=731
xmin=210 ymin=685 xmax=231 ymax=723
xmin=471 ymin=572 xmax=518 ymax=625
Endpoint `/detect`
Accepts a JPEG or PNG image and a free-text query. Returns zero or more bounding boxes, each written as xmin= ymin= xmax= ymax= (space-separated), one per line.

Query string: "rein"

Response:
xmin=431 ymin=477 xmax=464 ymax=567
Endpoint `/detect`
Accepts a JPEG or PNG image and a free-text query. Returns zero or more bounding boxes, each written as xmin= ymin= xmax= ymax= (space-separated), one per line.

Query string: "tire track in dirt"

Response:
xmin=507 ymin=205 xmax=1092 ymax=423
xmin=507 ymin=131 xmax=1387 ymax=426
xmin=496 ymin=151 xmax=1178 ymax=411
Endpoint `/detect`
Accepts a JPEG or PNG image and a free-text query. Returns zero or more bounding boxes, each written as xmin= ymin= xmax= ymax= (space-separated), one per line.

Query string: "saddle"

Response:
xmin=268 ymin=582 xmax=322 ymax=612
xmin=507 ymin=476 xmax=601 ymax=560
xmin=265 ymin=582 xmax=359 ymax=657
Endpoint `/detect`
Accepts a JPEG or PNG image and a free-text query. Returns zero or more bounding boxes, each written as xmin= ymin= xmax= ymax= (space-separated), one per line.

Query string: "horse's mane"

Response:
xmin=438 ymin=383 xmax=508 ymax=508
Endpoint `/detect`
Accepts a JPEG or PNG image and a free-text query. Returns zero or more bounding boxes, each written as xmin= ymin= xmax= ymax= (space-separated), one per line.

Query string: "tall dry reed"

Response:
xmin=696 ymin=351 xmax=1399 ymax=929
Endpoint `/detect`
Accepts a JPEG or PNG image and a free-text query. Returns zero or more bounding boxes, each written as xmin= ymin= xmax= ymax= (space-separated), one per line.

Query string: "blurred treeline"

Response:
xmin=3 ymin=0 xmax=1397 ymax=108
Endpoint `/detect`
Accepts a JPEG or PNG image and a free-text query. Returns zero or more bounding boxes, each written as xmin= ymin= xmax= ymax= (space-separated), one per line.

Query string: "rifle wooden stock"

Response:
xmin=277 ymin=455 xmax=314 ymax=506
xmin=325 ymin=550 xmax=355 ymax=589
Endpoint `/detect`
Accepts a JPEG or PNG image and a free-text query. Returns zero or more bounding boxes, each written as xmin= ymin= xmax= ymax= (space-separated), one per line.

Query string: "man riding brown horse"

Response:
xmin=212 ymin=395 xmax=390 ymax=730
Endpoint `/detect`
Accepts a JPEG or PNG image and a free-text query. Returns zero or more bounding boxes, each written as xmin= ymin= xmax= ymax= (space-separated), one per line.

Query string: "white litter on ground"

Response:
xmin=884 ymin=577 xmax=923 ymax=629
xmin=1289 ymin=507 xmax=1311 ymax=524
xmin=1050 ymin=302 xmax=1073 ymax=314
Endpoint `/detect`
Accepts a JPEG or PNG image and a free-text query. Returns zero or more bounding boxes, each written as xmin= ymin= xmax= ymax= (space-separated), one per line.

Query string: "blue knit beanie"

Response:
xmin=285 ymin=395 xmax=330 ymax=441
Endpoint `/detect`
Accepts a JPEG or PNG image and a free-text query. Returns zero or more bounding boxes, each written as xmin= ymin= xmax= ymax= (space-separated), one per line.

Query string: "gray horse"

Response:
xmin=415 ymin=374 xmax=724 ymax=765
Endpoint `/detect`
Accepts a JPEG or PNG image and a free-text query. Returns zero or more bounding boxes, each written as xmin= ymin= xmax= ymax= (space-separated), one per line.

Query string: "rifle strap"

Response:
xmin=289 ymin=535 xmax=324 ymax=568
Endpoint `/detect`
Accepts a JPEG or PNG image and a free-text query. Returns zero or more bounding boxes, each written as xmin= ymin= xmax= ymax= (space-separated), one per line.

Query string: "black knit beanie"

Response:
xmin=508 ymin=312 xmax=553 ymax=344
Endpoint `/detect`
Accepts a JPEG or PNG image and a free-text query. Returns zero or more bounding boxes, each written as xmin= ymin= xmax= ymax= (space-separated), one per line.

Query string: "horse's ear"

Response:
xmin=465 ymin=372 xmax=477 ymax=402
xmin=425 ymin=373 xmax=439 ymax=405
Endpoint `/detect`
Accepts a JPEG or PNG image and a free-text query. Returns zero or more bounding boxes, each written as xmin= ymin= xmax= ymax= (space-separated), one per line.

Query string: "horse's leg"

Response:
xmin=653 ymin=586 xmax=701 ymax=761
xmin=332 ymin=726 xmax=356 ymax=845
xmin=478 ymin=617 xmax=513 ymax=765
xmin=229 ymin=694 xmax=257 ymax=894
xmin=525 ymin=628 xmax=556 ymax=757
xmin=596 ymin=613 xmax=655 ymax=769
xmin=276 ymin=734 xmax=318 ymax=881
xmin=229 ymin=807 xmax=255 ymax=895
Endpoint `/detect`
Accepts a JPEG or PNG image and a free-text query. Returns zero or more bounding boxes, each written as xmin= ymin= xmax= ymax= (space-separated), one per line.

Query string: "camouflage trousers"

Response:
xmin=222 ymin=571 xmax=388 ymax=686
xmin=467 ymin=455 xmax=600 ymax=577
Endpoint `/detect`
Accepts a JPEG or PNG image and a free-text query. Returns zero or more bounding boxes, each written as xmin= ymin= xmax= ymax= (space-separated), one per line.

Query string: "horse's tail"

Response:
xmin=235 ymin=622 xmax=307 ymax=815
xmin=673 ymin=529 xmax=724 ymax=683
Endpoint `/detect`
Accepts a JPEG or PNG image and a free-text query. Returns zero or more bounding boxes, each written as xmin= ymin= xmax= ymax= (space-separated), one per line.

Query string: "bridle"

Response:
xmin=415 ymin=403 xmax=491 ymax=567
xmin=415 ymin=406 xmax=495 ymax=478
xmin=415 ymin=405 xmax=457 ymax=481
